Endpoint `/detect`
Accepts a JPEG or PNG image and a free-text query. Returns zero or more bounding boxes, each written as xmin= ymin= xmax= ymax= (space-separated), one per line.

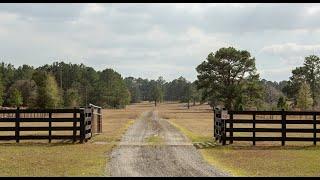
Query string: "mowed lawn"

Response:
xmin=0 ymin=102 xmax=152 ymax=176
xmin=158 ymin=102 xmax=320 ymax=177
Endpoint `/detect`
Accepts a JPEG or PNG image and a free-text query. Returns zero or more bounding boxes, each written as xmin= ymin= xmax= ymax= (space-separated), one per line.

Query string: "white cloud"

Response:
xmin=260 ymin=43 xmax=320 ymax=56
xmin=0 ymin=3 xmax=319 ymax=82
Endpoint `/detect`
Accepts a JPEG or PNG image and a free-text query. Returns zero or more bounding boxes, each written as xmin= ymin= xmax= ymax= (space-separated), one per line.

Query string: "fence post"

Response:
xmin=313 ymin=113 xmax=317 ymax=145
xmin=98 ymin=107 xmax=102 ymax=133
xmin=253 ymin=113 xmax=256 ymax=146
xmin=230 ymin=112 xmax=233 ymax=144
xmin=222 ymin=118 xmax=226 ymax=145
xmin=91 ymin=106 xmax=95 ymax=134
xmin=281 ymin=109 xmax=286 ymax=146
xmin=73 ymin=107 xmax=77 ymax=143
xmin=15 ymin=107 xmax=20 ymax=143
xmin=80 ymin=109 xmax=85 ymax=143
xmin=49 ymin=112 xmax=52 ymax=143
xmin=213 ymin=108 xmax=217 ymax=140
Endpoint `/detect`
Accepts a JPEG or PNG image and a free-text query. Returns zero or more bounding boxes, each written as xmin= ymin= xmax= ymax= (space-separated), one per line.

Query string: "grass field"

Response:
xmin=2 ymin=101 xmax=320 ymax=176
xmin=158 ymin=102 xmax=320 ymax=176
xmin=0 ymin=102 xmax=152 ymax=176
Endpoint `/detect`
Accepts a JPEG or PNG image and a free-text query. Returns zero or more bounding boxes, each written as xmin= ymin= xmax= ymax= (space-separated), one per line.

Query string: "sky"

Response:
xmin=0 ymin=3 xmax=320 ymax=82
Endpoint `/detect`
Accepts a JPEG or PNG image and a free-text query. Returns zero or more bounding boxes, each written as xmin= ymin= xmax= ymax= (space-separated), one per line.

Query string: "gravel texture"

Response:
xmin=108 ymin=110 xmax=229 ymax=177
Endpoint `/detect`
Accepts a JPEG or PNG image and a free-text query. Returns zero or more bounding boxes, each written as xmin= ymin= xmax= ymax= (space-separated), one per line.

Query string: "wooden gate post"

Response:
xmin=222 ymin=118 xmax=226 ymax=145
xmin=230 ymin=112 xmax=233 ymax=144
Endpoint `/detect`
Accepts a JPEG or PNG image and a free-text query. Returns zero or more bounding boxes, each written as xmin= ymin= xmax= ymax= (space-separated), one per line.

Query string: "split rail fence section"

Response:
xmin=214 ymin=108 xmax=320 ymax=145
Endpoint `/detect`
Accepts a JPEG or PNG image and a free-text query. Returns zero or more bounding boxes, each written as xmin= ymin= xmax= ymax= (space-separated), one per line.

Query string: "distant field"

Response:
xmin=0 ymin=102 xmax=152 ymax=176
xmin=158 ymin=102 xmax=320 ymax=176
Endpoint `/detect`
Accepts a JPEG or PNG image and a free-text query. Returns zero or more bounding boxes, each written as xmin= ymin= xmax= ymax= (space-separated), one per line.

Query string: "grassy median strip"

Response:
xmin=145 ymin=135 xmax=165 ymax=145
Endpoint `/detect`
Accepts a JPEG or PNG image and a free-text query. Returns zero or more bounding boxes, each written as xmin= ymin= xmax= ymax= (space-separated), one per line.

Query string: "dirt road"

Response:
xmin=108 ymin=110 xmax=229 ymax=177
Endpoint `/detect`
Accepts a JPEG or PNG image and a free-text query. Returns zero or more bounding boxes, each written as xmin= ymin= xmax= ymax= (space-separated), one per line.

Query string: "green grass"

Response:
xmin=145 ymin=135 xmax=165 ymax=145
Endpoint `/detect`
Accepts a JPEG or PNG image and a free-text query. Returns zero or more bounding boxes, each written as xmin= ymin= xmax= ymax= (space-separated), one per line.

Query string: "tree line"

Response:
xmin=0 ymin=62 xmax=130 ymax=108
xmin=124 ymin=76 xmax=201 ymax=108
xmin=195 ymin=46 xmax=320 ymax=111
xmin=0 ymin=61 xmax=202 ymax=109
xmin=1 ymin=48 xmax=317 ymax=111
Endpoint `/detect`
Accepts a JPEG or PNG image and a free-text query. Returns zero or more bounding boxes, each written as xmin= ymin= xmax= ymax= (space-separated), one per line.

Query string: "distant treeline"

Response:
xmin=0 ymin=62 xmax=130 ymax=108
xmin=124 ymin=76 xmax=201 ymax=108
xmin=0 ymin=61 xmax=201 ymax=109
xmin=1 ymin=52 xmax=316 ymax=111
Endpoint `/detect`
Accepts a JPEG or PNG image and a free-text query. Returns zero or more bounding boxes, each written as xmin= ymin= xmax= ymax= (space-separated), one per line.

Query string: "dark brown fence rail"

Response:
xmin=214 ymin=109 xmax=320 ymax=146
xmin=0 ymin=107 xmax=92 ymax=143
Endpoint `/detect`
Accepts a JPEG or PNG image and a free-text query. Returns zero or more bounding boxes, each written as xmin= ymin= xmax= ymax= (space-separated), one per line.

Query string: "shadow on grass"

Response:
xmin=164 ymin=111 xmax=212 ymax=113
xmin=213 ymin=143 xmax=320 ymax=150
xmin=0 ymin=141 xmax=82 ymax=147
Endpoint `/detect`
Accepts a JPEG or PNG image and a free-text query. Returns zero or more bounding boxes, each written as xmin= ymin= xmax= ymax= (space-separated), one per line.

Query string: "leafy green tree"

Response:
xmin=302 ymin=55 xmax=320 ymax=107
xmin=93 ymin=68 xmax=130 ymax=108
xmin=124 ymin=77 xmax=141 ymax=103
xmin=297 ymin=82 xmax=313 ymax=110
xmin=8 ymin=88 xmax=23 ymax=107
xmin=242 ymin=74 xmax=265 ymax=109
xmin=8 ymin=80 xmax=38 ymax=107
xmin=196 ymin=47 xmax=257 ymax=109
xmin=277 ymin=96 xmax=288 ymax=110
xmin=283 ymin=55 xmax=320 ymax=108
xmin=14 ymin=65 xmax=35 ymax=80
xmin=32 ymin=71 xmax=61 ymax=108
xmin=64 ymin=88 xmax=80 ymax=108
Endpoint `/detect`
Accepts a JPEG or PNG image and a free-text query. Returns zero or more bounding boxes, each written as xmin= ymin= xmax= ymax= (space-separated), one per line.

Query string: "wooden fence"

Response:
xmin=89 ymin=103 xmax=102 ymax=134
xmin=214 ymin=108 xmax=320 ymax=146
xmin=0 ymin=107 xmax=92 ymax=143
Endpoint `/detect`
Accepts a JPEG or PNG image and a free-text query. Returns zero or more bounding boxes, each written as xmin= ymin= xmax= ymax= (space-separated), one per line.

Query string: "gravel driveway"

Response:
xmin=108 ymin=110 xmax=229 ymax=177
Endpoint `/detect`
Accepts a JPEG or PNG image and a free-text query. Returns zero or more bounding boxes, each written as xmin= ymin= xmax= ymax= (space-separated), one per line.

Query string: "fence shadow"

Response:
xmin=215 ymin=144 xmax=320 ymax=151
xmin=0 ymin=141 xmax=81 ymax=147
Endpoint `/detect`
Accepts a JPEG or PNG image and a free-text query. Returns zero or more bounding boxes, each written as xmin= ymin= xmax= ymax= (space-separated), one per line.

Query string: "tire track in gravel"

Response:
xmin=108 ymin=110 xmax=229 ymax=177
